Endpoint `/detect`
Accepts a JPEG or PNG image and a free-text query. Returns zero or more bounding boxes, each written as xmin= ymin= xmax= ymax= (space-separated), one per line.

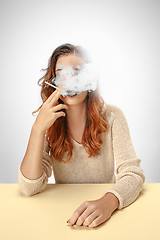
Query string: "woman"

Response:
xmin=18 ymin=43 xmax=145 ymax=228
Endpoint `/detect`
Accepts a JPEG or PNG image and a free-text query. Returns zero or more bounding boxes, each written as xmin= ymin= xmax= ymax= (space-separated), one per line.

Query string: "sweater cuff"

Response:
xmin=101 ymin=189 xmax=123 ymax=210
xmin=18 ymin=165 xmax=46 ymax=183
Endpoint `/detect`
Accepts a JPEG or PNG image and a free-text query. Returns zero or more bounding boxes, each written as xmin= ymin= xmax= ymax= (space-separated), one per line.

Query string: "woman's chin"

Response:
xmin=62 ymin=94 xmax=78 ymax=98
xmin=69 ymin=94 xmax=77 ymax=97
xmin=60 ymin=91 xmax=87 ymax=103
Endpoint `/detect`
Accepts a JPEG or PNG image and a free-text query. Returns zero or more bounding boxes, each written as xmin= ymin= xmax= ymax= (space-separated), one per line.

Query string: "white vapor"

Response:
xmin=52 ymin=63 xmax=99 ymax=96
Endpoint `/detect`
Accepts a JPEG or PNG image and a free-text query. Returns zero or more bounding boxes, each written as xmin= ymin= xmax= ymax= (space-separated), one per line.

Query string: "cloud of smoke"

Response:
xmin=52 ymin=63 xmax=99 ymax=96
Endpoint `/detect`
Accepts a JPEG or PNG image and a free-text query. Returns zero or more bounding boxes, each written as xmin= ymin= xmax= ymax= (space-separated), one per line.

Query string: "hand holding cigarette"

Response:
xmin=34 ymin=86 xmax=68 ymax=133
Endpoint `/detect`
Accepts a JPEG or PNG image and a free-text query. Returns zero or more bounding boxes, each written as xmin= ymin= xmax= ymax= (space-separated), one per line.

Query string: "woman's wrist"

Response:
xmin=102 ymin=192 xmax=119 ymax=211
xmin=32 ymin=122 xmax=46 ymax=136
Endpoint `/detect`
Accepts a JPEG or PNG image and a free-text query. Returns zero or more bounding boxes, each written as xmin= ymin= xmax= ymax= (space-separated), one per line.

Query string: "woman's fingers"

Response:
xmin=68 ymin=202 xmax=88 ymax=226
xmin=53 ymin=111 xmax=66 ymax=120
xmin=53 ymin=104 xmax=68 ymax=112
xmin=75 ymin=208 xmax=96 ymax=226
xmin=48 ymin=88 xmax=62 ymax=106
xmin=44 ymin=87 xmax=61 ymax=104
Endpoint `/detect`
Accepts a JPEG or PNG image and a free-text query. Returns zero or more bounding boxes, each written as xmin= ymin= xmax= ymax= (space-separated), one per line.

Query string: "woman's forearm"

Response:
xmin=20 ymin=123 xmax=46 ymax=180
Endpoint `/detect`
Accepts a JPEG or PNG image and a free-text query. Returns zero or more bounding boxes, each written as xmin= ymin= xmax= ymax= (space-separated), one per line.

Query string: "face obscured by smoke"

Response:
xmin=52 ymin=63 xmax=99 ymax=96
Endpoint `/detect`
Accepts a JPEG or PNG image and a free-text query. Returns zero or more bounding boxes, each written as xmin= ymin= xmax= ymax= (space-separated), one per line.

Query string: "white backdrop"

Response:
xmin=0 ymin=0 xmax=159 ymax=183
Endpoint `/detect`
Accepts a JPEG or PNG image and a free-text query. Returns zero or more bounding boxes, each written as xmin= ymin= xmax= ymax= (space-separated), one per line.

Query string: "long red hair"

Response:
xmin=32 ymin=43 xmax=108 ymax=163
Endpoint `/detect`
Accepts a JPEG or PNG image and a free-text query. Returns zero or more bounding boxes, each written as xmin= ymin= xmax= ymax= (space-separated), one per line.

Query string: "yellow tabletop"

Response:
xmin=0 ymin=183 xmax=159 ymax=240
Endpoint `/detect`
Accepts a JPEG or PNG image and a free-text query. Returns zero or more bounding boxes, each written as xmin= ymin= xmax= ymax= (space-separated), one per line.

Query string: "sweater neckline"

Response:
xmin=71 ymin=137 xmax=83 ymax=146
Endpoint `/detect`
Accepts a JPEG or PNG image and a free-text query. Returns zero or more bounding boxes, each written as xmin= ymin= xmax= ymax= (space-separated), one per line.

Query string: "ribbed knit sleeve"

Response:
xmin=18 ymin=133 xmax=53 ymax=196
xmin=101 ymin=106 xmax=145 ymax=209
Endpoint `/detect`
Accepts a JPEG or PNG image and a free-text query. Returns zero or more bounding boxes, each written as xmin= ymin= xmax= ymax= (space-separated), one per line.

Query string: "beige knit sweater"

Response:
xmin=18 ymin=103 xmax=145 ymax=210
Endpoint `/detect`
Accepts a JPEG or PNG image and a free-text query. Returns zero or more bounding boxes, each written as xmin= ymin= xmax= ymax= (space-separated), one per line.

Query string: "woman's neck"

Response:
xmin=66 ymin=100 xmax=87 ymax=129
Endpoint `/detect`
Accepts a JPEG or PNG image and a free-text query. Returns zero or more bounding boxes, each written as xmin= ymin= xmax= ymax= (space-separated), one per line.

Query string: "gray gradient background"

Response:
xmin=0 ymin=0 xmax=159 ymax=183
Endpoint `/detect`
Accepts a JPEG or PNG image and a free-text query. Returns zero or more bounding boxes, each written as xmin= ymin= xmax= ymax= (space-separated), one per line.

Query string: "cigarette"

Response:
xmin=44 ymin=81 xmax=60 ymax=90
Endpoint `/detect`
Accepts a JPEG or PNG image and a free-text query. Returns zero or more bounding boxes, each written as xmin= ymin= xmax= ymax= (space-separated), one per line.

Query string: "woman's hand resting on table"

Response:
xmin=67 ymin=193 xmax=119 ymax=228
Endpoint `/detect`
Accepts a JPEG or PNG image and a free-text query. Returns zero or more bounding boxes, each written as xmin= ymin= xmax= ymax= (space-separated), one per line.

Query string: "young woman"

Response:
xmin=18 ymin=43 xmax=145 ymax=228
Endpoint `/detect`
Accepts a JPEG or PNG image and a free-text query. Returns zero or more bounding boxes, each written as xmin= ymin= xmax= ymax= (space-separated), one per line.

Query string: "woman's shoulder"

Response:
xmin=103 ymin=102 xmax=124 ymax=119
